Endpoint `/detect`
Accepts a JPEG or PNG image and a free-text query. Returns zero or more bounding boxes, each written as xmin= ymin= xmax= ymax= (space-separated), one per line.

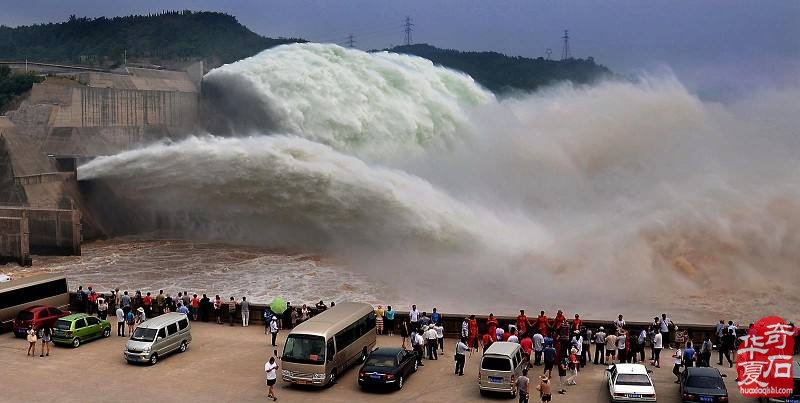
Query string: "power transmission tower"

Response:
xmin=561 ymin=30 xmax=571 ymax=60
xmin=346 ymin=34 xmax=356 ymax=48
xmin=403 ymin=16 xmax=414 ymax=46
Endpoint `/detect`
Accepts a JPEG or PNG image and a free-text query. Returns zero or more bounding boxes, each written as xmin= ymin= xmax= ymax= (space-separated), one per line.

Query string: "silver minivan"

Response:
xmin=124 ymin=312 xmax=192 ymax=365
xmin=478 ymin=342 xmax=528 ymax=397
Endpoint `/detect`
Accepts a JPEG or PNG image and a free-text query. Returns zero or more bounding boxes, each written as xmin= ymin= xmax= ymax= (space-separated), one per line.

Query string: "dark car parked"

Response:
xmin=358 ymin=347 xmax=418 ymax=390
xmin=680 ymin=367 xmax=729 ymax=403
xmin=12 ymin=306 xmax=70 ymax=337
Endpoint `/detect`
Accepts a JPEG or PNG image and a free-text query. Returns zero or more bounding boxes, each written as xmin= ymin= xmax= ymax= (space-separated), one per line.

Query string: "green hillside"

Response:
xmin=0 ymin=11 xmax=302 ymax=67
xmin=387 ymin=44 xmax=613 ymax=93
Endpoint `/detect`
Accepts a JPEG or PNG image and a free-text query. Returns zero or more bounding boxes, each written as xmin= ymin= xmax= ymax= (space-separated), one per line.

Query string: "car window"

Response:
xmin=616 ymin=374 xmax=652 ymax=386
xmin=167 ymin=323 xmax=178 ymax=336
xmin=49 ymin=308 xmax=61 ymax=316
xmin=178 ymin=319 xmax=189 ymax=330
xmin=686 ymin=375 xmax=725 ymax=390
xmin=158 ymin=328 xmax=166 ymax=339
xmin=482 ymin=357 xmax=512 ymax=371
xmin=17 ymin=311 xmax=34 ymax=321
xmin=398 ymin=352 xmax=406 ymax=362
xmin=365 ymin=355 xmax=396 ymax=367
xmin=512 ymin=355 xmax=519 ymax=369
xmin=87 ymin=316 xmax=99 ymax=325
xmin=74 ymin=318 xmax=87 ymax=328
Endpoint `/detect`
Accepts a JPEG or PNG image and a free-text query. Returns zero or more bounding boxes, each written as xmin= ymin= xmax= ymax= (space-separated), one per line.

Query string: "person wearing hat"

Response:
xmin=269 ymin=315 xmax=279 ymax=347
xmin=536 ymin=374 xmax=552 ymax=402
xmin=136 ymin=307 xmax=146 ymax=326
xmin=566 ymin=347 xmax=579 ymax=385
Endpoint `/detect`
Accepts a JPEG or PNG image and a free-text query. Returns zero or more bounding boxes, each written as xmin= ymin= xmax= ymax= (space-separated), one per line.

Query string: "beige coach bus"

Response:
xmin=281 ymin=301 xmax=376 ymax=387
xmin=0 ymin=274 xmax=70 ymax=326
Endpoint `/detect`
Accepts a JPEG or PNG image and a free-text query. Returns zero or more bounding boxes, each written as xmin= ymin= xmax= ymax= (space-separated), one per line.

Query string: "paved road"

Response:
xmin=0 ymin=321 xmax=756 ymax=402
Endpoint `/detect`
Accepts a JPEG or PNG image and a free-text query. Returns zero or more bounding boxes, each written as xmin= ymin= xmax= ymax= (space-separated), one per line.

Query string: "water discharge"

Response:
xmin=78 ymin=44 xmax=800 ymax=321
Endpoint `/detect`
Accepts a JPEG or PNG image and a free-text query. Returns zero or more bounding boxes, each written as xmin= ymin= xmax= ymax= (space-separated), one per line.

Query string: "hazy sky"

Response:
xmin=2 ymin=0 xmax=798 ymax=98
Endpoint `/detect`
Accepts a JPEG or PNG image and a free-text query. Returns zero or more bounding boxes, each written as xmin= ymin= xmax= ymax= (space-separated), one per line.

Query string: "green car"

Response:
xmin=52 ymin=313 xmax=111 ymax=348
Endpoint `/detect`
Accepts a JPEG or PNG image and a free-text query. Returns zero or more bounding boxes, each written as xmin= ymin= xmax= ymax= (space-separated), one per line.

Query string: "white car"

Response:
xmin=606 ymin=363 xmax=657 ymax=402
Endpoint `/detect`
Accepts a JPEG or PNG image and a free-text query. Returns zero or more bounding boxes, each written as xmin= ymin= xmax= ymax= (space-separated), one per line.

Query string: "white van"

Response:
xmin=124 ymin=312 xmax=192 ymax=365
xmin=478 ymin=341 xmax=528 ymax=397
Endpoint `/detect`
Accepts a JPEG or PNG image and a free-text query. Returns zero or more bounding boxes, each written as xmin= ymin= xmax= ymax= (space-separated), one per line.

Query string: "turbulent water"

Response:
xmin=76 ymin=43 xmax=800 ymax=321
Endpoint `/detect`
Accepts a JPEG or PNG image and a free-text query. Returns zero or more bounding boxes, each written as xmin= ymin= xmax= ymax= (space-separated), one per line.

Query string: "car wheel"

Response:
xmin=103 ymin=328 xmax=111 ymax=338
xmin=149 ymin=353 xmax=158 ymax=365
xmin=361 ymin=347 xmax=368 ymax=363
xmin=511 ymin=388 xmax=517 ymax=398
xmin=479 ymin=390 xmax=487 ymax=397
xmin=72 ymin=338 xmax=81 ymax=348
xmin=179 ymin=341 xmax=187 ymax=352
xmin=397 ymin=375 xmax=404 ymax=390
xmin=413 ymin=360 xmax=418 ymax=372
xmin=328 ymin=371 xmax=337 ymax=386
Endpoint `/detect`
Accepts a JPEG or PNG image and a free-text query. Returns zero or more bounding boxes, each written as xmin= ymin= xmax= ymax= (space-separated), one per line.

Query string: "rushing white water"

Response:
xmin=78 ymin=44 xmax=800 ymax=320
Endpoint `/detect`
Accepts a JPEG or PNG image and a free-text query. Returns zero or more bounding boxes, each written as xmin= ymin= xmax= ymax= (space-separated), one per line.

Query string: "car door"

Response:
xmin=86 ymin=316 xmax=101 ymax=339
xmin=165 ymin=322 xmax=179 ymax=352
xmin=398 ymin=351 xmax=408 ymax=376
xmin=73 ymin=318 xmax=88 ymax=339
xmin=155 ymin=328 xmax=168 ymax=353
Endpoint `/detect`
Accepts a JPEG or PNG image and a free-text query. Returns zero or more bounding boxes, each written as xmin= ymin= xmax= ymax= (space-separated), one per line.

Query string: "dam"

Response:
xmin=0 ymin=61 xmax=202 ymax=264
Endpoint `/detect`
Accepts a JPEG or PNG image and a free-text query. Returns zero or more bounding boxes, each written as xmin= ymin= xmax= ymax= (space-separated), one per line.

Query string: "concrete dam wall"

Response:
xmin=0 ymin=62 xmax=201 ymax=260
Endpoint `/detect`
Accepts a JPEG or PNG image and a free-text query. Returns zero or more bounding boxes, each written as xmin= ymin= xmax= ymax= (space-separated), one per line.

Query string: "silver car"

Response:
xmin=124 ymin=312 xmax=192 ymax=365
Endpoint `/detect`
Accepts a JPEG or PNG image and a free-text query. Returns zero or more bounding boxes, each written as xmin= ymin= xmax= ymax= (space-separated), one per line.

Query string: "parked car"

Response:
xmin=12 ymin=306 xmax=70 ymax=337
xmin=606 ymin=363 xmax=657 ymax=402
xmin=478 ymin=341 xmax=528 ymax=397
xmin=51 ymin=313 xmax=111 ymax=347
xmin=124 ymin=312 xmax=191 ymax=365
xmin=679 ymin=367 xmax=729 ymax=402
xmin=358 ymin=347 xmax=418 ymax=390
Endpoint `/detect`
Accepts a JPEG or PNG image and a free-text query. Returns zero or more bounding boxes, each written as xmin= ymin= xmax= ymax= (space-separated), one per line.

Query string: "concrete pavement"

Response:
xmin=0 ymin=321 xmax=756 ymax=402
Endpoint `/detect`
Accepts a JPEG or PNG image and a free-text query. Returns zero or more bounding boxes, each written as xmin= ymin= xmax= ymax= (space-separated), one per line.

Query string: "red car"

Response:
xmin=12 ymin=306 xmax=71 ymax=337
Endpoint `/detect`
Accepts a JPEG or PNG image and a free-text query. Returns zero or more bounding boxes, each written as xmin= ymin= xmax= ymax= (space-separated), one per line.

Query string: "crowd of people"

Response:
xmin=54 ymin=286 xmax=800 ymax=401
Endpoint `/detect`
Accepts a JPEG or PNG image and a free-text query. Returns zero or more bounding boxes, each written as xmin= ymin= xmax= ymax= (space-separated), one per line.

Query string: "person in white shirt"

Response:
xmin=507 ymin=328 xmax=519 ymax=344
xmin=115 ymin=307 xmax=126 ymax=337
xmin=265 ymin=356 xmax=279 ymax=401
xmin=495 ymin=326 xmax=505 ymax=342
xmin=424 ymin=325 xmax=439 ymax=360
xmin=651 ymin=331 xmax=663 ymax=368
xmin=410 ymin=305 xmax=420 ymax=325
xmin=533 ymin=331 xmax=545 ymax=365
xmin=269 ymin=316 xmax=279 ymax=347
xmin=454 ymin=337 xmax=469 ymax=375
xmin=672 ymin=347 xmax=683 ymax=383
xmin=434 ymin=323 xmax=445 ymax=354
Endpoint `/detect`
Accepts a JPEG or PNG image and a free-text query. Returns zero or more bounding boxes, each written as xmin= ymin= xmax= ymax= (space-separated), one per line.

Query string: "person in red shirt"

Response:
xmin=482 ymin=333 xmax=493 ymax=354
xmin=486 ymin=313 xmax=499 ymax=342
xmin=572 ymin=314 xmax=582 ymax=333
xmin=553 ymin=310 xmax=566 ymax=333
xmin=517 ymin=310 xmax=530 ymax=336
xmin=191 ymin=294 xmax=200 ymax=321
xmin=520 ymin=334 xmax=533 ymax=365
xmin=468 ymin=315 xmax=479 ymax=349
xmin=536 ymin=311 xmax=549 ymax=337
xmin=143 ymin=292 xmax=153 ymax=318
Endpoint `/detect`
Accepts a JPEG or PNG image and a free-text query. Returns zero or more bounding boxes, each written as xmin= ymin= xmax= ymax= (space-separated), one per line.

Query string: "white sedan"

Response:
xmin=606 ymin=363 xmax=657 ymax=402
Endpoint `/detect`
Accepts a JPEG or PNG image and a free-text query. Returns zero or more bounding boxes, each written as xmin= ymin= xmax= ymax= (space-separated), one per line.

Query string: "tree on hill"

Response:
xmin=0 ymin=11 xmax=303 ymax=68
xmin=0 ymin=65 xmax=43 ymax=113
xmin=385 ymin=43 xmax=613 ymax=93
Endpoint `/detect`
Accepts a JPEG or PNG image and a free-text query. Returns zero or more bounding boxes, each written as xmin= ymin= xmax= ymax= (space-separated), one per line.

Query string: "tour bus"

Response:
xmin=0 ymin=274 xmax=70 ymax=328
xmin=282 ymin=301 xmax=376 ymax=387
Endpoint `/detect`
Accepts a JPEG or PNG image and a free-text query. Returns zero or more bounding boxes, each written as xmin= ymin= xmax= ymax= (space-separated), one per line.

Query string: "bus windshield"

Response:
xmin=283 ymin=334 xmax=325 ymax=364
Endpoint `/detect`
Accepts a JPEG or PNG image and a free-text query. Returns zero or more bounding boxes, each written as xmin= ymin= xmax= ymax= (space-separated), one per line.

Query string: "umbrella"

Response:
xmin=270 ymin=298 xmax=287 ymax=314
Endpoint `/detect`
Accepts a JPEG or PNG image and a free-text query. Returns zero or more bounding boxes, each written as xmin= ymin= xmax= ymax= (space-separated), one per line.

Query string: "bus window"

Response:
xmin=327 ymin=339 xmax=335 ymax=362
xmin=283 ymin=334 xmax=326 ymax=364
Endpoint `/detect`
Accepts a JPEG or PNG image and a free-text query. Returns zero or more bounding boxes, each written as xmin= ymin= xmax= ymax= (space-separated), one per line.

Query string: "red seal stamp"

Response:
xmin=736 ymin=316 xmax=795 ymax=398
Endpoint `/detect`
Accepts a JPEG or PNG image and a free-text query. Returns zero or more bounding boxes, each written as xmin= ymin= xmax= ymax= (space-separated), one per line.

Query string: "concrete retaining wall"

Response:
xmin=0 ymin=207 xmax=80 ymax=255
xmin=0 ymin=215 xmax=30 ymax=265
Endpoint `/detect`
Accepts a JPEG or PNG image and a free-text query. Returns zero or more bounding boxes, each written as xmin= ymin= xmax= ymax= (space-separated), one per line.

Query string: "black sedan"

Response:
xmin=680 ymin=367 xmax=729 ymax=403
xmin=358 ymin=347 xmax=418 ymax=390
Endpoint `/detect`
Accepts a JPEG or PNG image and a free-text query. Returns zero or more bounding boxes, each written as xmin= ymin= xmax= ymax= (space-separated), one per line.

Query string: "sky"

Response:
xmin=1 ymin=0 xmax=798 ymax=99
